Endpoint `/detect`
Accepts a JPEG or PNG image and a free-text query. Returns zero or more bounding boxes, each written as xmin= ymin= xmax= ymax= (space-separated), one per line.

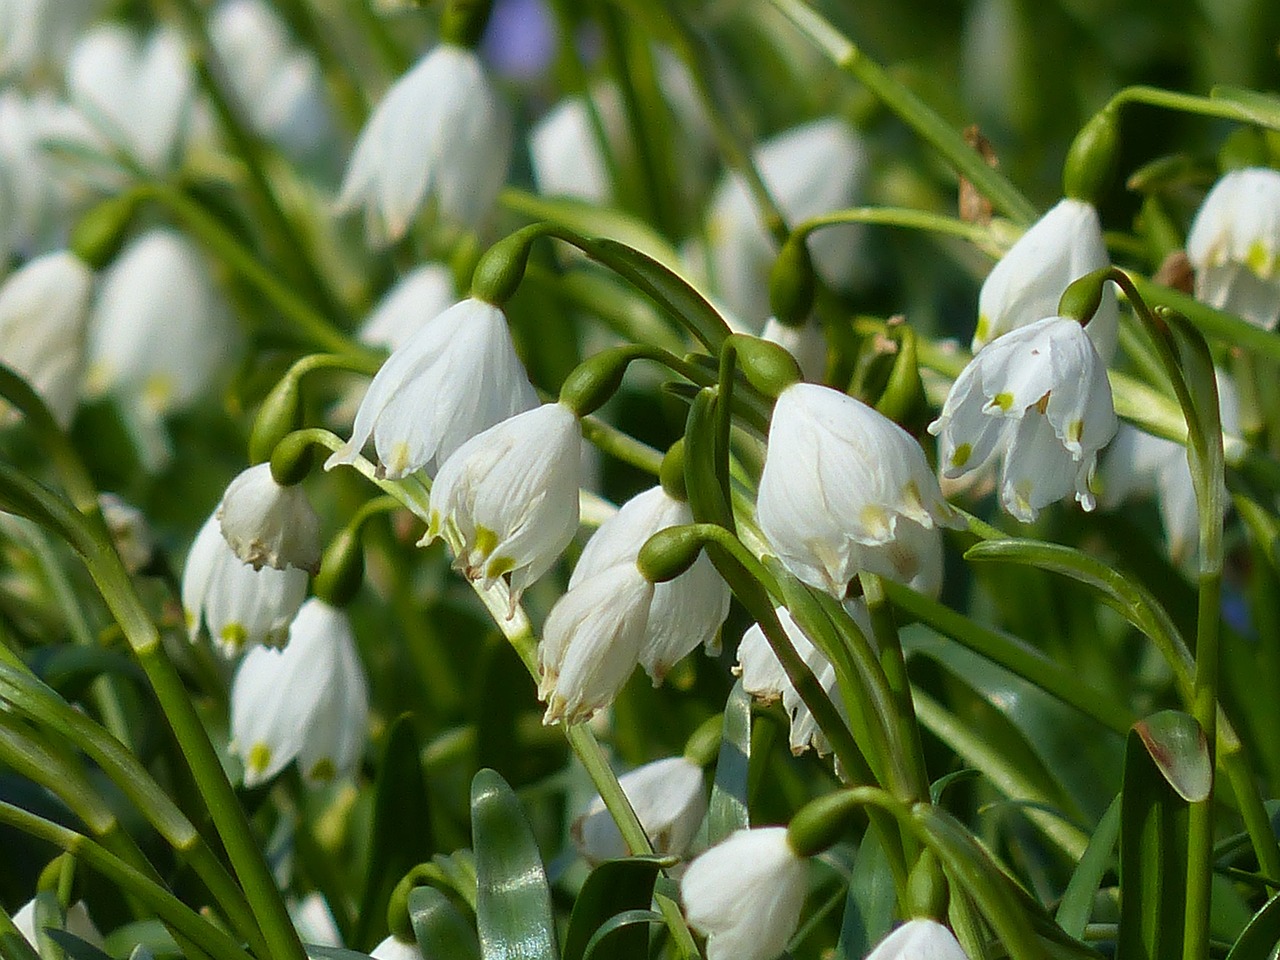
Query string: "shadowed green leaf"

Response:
xmin=408 ymin=885 xmax=479 ymax=960
xmin=564 ymin=858 xmax=665 ymax=960
xmin=707 ymin=680 xmax=750 ymax=842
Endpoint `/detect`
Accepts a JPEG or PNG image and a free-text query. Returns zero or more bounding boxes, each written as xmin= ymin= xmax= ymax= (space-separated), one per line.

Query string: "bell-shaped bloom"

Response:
xmin=217 ymin=463 xmax=321 ymax=574
xmin=865 ymin=919 xmax=971 ymax=960
xmin=209 ymin=0 xmax=329 ymax=156
xmin=538 ymin=562 xmax=654 ymax=725
xmin=757 ymin=382 xmax=959 ymax=597
xmin=357 ymin=264 xmax=457 ymax=352
xmin=571 ymin=486 xmax=730 ymax=683
xmin=230 ymin=599 xmax=369 ymax=787
xmin=66 ymin=24 xmax=193 ymax=174
xmin=14 ymin=898 xmax=103 ymax=951
xmin=0 ymin=250 xmax=93 ymax=427
xmin=761 ymin=317 xmax=827 ymax=383
xmin=574 ymin=755 xmax=707 ymax=862
xmin=681 ymin=826 xmax=808 ymax=960
xmin=702 ymin=118 xmax=867 ymax=324
xmin=426 ymin=402 xmax=581 ymax=606
xmin=328 ymin=298 xmax=537 ymax=478
xmin=370 ymin=936 xmax=423 ymax=960
xmin=182 ymin=512 xmax=308 ymax=656
xmin=337 ymin=44 xmax=512 ymax=245
xmin=1186 ymin=167 xmax=1280 ymax=330
xmin=975 ymin=198 xmax=1117 ymax=361
xmin=530 ymin=93 xmax=615 ymax=204
xmin=929 ymin=315 xmax=1118 ymax=523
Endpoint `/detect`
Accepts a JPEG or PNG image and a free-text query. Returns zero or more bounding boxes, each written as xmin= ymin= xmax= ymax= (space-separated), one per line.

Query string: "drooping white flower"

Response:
xmin=1186 ymin=167 xmax=1280 ymax=330
xmin=217 ymin=463 xmax=322 ymax=574
xmin=328 ymin=297 xmax=537 ymax=478
xmin=230 ymin=599 xmax=369 ymax=787
xmin=357 ymin=264 xmax=458 ymax=352
xmin=0 ymin=250 xmax=93 ymax=427
xmin=182 ymin=512 xmax=308 ymax=657
xmin=337 ymin=44 xmax=512 ymax=245
xmin=702 ymin=118 xmax=867 ymax=324
xmin=65 ymin=24 xmax=194 ymax=174
xmin=681 ymin=826 xmax=808 ymax=960
xmin=571 ymin=486 xmax=730 ymax=683
xmin=209 ymin=0 xmax=329 ymax=156
xmin=426 ymin=402 xmax=581 ymax=606
xmin=0 ymin=92 xmax=78 ymax=260
xmin=573 ymin=755 xmax=706 ymax=862
xmin=0 ymin=0 xmax=98 ymax=81
xmin=289 ymin=893 xmax=342 ymax=948
xmin=975 ymin=197 xmax=1117 ymax=361
xmin=538 ymin=562 xmax=654 ymax=725
xmin=370 ymin=935 xmax=423 ymax=960
xmin=757 ymin=382 xmax=959 ymax=597
xmin=761 ymin=316 xmax=827 ymax=383
xmin=865 ymin=918 xmax=971 ymax=960
xmin=929 ymin=315 xmax=1118 ymax=523
xmin=100 ymin=492 xmax=155 ymax=574
xmin=13 ymin=898 xmax=103 ymax=951
xmin=529 ymin=93 xmax=616 ymax=204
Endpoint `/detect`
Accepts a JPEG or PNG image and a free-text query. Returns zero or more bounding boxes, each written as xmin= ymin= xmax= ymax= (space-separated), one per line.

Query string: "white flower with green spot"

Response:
xmin=929 ymin=315 xmax=1117 ymax=523
xmin=425 ymin=402 xmax=581 ymax=609
xmin=230 ymin=598 xmax=368 ymax=788
xmin=1186 ymin=167 xmax=1280 ymax=330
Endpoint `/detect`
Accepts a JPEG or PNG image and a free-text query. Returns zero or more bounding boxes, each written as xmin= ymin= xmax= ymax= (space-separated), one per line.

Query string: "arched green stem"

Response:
xmin=794 ymin=207 xmax=995 ymax=245
xmin=1105 ymin=84 xmax=1280 ymax=129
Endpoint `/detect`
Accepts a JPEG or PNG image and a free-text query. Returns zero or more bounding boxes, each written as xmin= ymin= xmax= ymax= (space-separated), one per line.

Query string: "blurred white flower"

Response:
xmin=929 ymin=315 xmax=1117 ymax=523
xmin=289 ymin=893 xmax=342 ymax=948
xmin=357 ymin=264 xmax=457 ymax=352
xmin=99 ymin=492 xmax=155 ymax=574
xmin=209 ymin=0 xmax=330 ymax=156
xmin=702 ymin=118 xmax=867 ymax=325
xmin=0 ymin=0 xmax=99 ymax=80
xmin=681 ymin=826 xmax=808 ymax=960
xmin=13 ymin=898 xmax=103 ymax=951
xmin=975 ymin=197 xmax=1117 ymax=361
xmin=530 ymin=92 xmax=617 ymax=204
xmin=337 ymin=44 xmax=512 ymax=245
xmin=571 ymin=486 xmax=730 ymax=683
xmin=865 ymin=918 xmax=971 ymax=960
xmin=65 ymin=24 xmax=194 ymax=174
xmin=573 ymin=755 xmax=706 ymax=862
xmin=0 ymin=92 xmax=78 ymax=260
xmin=538 ymin=562 xmax=653 ymax=725
xmin=761 ymin=317 xmax=827 ymax=383
xmin=1186 ymin=167 xmax=1280 ymax=330
xmin=217 ymin=463 xmax=322 ymax=574
xmin=0 ymin=250 xmax=93 ymax=427
xmin=328 ymin=297 xmax=537 ymax=479
xmin=757 ymin=382 xmax=958 ymax=597
xmin=426 ymin=402 xmax=581 ymax=607
xmin=230 ymin=598 xmax=369 ymax=787
xmin=182 ymin=511 xmax=308 ymax=657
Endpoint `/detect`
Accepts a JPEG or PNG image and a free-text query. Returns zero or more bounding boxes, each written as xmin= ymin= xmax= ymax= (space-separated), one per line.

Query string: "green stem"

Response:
xmin=1125 ymin=273 xmax=1280 ymax=365
xmin=580 ymin=417 xmax=664 ymax=476
xmin=1108 ymin=85 xmax=1273 ymax=127
xmin=768 ymin=0 xmax=1037 ymax=225
xmin=796 ymin=206 xmax=994 ymax=244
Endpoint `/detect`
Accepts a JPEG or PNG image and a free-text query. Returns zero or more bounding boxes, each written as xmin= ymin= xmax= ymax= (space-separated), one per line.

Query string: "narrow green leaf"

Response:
xmin=1134 ymin=711 xmax=1212 ymax=803
xmin=563 ymin=858 xmax=664 ymax=960
xmin=354 ymin=715 xmax=434 ymax=950
xmin=407 ymin=886 xmax=479 ymax=960
xmin=45 ymin=930 xmax=114 ymax=960
xmin=836 ymin=831 xmax=896 ymax=959
xmin=1209 ymin=86 xmax=1280 ymax=130
xmin=581 ymin=911 xmax=665 ymax=960
xmin=471 ymin=768 xmax=558 ymax=960
xmin=1116 ymin=728 xmax=1189 ymax=960
xmin=1056 ymin=795 xmax=1121 ymax=938
xmin=707 ymin=680 xmax=751 ymax=842
xmin=304 ymin=947 xmax=378 ymax=960
xmin=1226 ymin=889 xmax=1280 ymax=960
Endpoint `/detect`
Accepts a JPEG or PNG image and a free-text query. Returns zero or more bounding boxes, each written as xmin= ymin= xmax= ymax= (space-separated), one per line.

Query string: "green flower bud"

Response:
xmin=69 ymin=193 xmax=139 ymax=269
xmin=873 ymin=323 xmax=926 ymax=428
xmin=269 ymin=431 xmax=316 ymax=487
xmin=313 ymin=524 xmax=366 ymax=608
xmin=906 ymin=848 xmax=948 ymax=920
xmin=660 ymin=442 xmax=689 ymax=503
xmin=637 ymin=525 xmax=707 ymax=583
xmin=768 ymin=236 xmax=816 ymax=328
xmin=786 ymin=791 xmax=861 ymax=858
xmin=1063 ymin=108 xmax=1120 ymax=204
xmin=558 ymin=346 xmax=634 ymax=417
xmin=1058 ymin=267 xmax=1113 ymax=325
xmin=249 ymin=375 xmax=303 ymax=466
xmin=731 ymin=335 xmax=802 ymax=399
xmin=471 ymin=228 xmax=533 ymax=306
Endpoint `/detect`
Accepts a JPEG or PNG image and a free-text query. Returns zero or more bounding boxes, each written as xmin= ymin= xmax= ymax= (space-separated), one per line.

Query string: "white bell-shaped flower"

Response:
xmin=975 ymin=197 xmax=1117 ymax=361
xmin=929 ymin=315 xmax=1118 ymax=523
xmin=14 ymin=898 xmax=103 ymax=951
xmin=538 ymin=562 xmax=654 ymax=725
xmin=573 ymin=755 xmax=706 ymax=862
xmin=761 ymin=317 xmax=827 ymax=383
xmin=230 ymin=599 xmax=369 ymax=787
xmin=530 ymin=93 xmax=616 ymax=204
xmin=370 ymin=935 xmax=423 ymax=960
xmin=217 ymin=463 xmax=322 ymax=574
xmin=757 ymin=382 xmax=959 ymax=597
xmin=865 ymin=919 xmax=971 ymax=960
xmin=1186 ymin=167 xmax=1280 ymax=330
xmin=426 ymin=402 xmax=581 ymax=606
xmin=703 ymin=118 xmax=867 ymax=324
xmin=337 ymin=44 xmax=512 ymax=245
xmin=572 ymin=486 xmax=730 ymax=683
xmin=0 ymin=250 xmax=93 ymax=428
xmin=681 ymin=826 xmax=808 ymax=960
xmin=357 ymin=264 xmax=457 ymax=352
xmin=328 ymin=297 xmax=537 ymax=478
xmin=66 ymin=24 xmax=193 ymax=174
xmin=182 ymin=512 xmax=308 ymax=656
xmin=209 ymin=0 xmax=329 ymax=156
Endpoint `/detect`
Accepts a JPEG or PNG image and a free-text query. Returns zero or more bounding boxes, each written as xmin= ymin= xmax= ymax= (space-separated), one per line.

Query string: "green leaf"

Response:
xmin=354 ymin=715 xmax=434 ymax=950
xmin=1116 ymin=727 xmax=1189 ymax=960
xmin=44 ymin=930 xmax=114 ymax=960
xmin=1134 ymin=711 xmax=1211 ymax=803
xmin=1226 ymin=889 xmax=1280 ymax=960
xmin=836 ymin=830 xmax=896 ymax=958
xmin=471 ymin=768 xmax=558 ymax=960
xmin=1056 ymin=795 xmax=1121 ymax=939
xmin=581 ymin=911 xmax=665 ymax=960
xmin=1209 ymin=86 xmax=1280 ymax=130
xmin=407 ymin=886 xmax=480 ymax=960
xmin=707 ymin=680 xmax=751 ymax=843
xmin=304 ymin=947 xmax=379 ymax=960
xmin=563 ymin=858 xmax=665 ymax=960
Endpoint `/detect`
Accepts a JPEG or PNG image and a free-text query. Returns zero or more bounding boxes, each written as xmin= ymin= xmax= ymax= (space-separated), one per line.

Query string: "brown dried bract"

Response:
xmin=959 ymin=126 xmax=999 ymax=226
